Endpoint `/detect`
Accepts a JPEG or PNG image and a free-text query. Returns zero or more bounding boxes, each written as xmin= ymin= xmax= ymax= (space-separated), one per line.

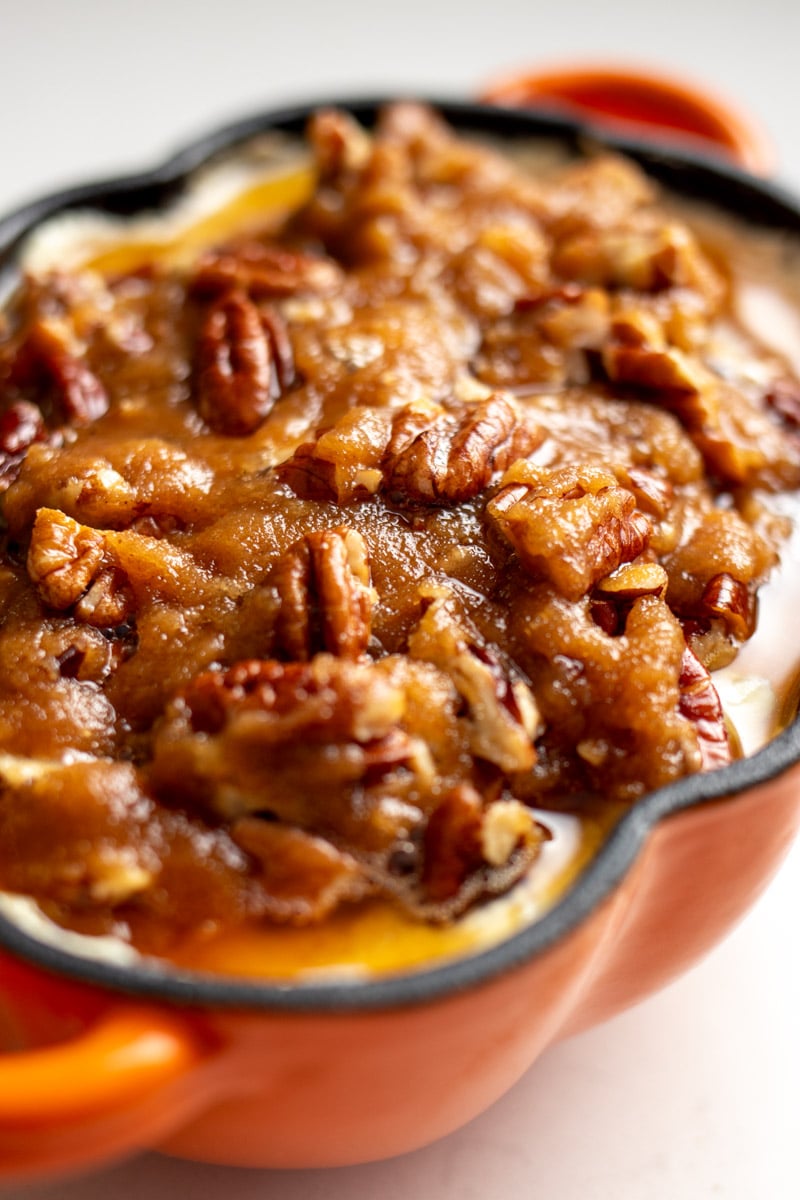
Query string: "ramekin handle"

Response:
xmin=480 ymin=62 xmax=775 ymax=176
xmin=0 ymin=1004 xmax=204 ymax=1181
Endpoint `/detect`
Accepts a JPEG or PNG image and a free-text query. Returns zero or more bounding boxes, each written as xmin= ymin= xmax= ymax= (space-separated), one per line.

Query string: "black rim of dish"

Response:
xmin=2 ymin=97 xmax=800 ymax=1013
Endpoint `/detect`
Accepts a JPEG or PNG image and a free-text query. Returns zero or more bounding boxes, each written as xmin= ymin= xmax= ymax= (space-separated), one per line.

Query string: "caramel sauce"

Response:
xmin=169 ymin=810 xmax=602 ymax=979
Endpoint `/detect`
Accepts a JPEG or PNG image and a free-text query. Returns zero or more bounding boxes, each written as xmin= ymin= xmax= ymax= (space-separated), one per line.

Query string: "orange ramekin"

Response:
xmin=0 ymin=84 xmax=799 ymax=1185
xmin=480 ymin=62 xmax=775 ymax=176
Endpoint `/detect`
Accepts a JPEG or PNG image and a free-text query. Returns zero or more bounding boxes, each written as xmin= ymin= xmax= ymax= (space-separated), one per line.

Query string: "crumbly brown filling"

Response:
xmin=0 ymin=103 xmax=798 ymax=955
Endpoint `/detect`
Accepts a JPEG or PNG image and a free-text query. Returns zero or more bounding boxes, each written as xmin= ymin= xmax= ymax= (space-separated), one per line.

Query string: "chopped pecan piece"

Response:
xmin=408 ymin=594 xmax=540 ymax=772
xmin=27 ymin=508 xmax=134 ymax=626
xmin=0 ymin=400 xmax=46 ymax=490
xmin=383 ymin=393 xmax=541 ymax=505
xmin=11 ymin=319 xmax=108 ymax=424
xmin=231 ymin=816 xmax=369 ymax=924
xmin=74 ymin=565 xmax=136 ymax=628
xmin=278 ymin=405 xmax=391 ymax=503
xmin=421 ymin=785 xmax=541 ymax=906
xmin=553 ymin=221 xmax=723 ymax=305
xmin=191 ymin=241 xmax=343 ymax=300
xmin=678 ymin=645 xmax=731 ymax=770
xmin=421 ymin=784 xmax=484 ymax=901
xmin=664 ymin=509 xmax=774 ymax=641
xmin=487 ymin=463 xmax=652 ymax=600
xmin=27 ymin=508 xmax=105 ymax=610
xmin=699 ymin=573 xmax=757 ymax=642
xmin=273 ymin=527 xmax=375 ymax=660
xmin=195 ymin=291 xmax=288 ymax=435
xmin=603 ymin=342 xmax=706 ymax=393
xmin=765 ymin=377 xmax=800 ymax=428
xmin=530 ymin=286 xmax=611 ymax=349
xmin=595 ymin=560 xmax=668 ymax=600
xmin=614 ymin=465 xmax=674 ymax=518
xmin=591 ymin=561 xmax=669 ymax=636
xmin=308 ymin=108 xmax=373 ymax=181
xmin=604 ymin=333 xmax=800 ymax=488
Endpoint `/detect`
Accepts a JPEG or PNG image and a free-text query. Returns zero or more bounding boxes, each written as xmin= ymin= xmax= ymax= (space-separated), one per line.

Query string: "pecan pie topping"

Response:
xmin=0 ymin=102 xmax=797 ymax=959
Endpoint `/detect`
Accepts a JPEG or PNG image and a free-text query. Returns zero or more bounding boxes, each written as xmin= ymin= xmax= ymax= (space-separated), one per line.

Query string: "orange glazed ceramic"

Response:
xmin=480 ymin=61 xmax=775 ymax=175
xmin=1 ymin=91 xmax=800 ymax=1185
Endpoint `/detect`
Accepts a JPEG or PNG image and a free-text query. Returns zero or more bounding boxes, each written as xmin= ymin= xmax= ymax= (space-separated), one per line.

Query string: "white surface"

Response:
xmin=2 ymin=1 xmax=800 ymax=1196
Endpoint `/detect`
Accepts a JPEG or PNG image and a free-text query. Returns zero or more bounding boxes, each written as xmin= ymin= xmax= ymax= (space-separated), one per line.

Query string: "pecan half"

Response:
xmin=383 ymin=394 xmax=541 ymax=505
xmin=273 ymin=527 xmax=375 ymax=660
xmin=11 ymin=320 xmax=108 ymax=424
xmin=27 ymin=508 xmax=134 ymax=626
xmin=487 ymin=463 xmax=652 ymax=600
xmin=195 ymin=292 xmax=290 ymax=435
xmin=191 ymin=241 xmax=343 ymax=300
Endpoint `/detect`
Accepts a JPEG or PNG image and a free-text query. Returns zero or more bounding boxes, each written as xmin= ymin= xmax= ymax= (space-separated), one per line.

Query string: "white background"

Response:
xmin=2 ymin=0 xmax=800 ymax=1196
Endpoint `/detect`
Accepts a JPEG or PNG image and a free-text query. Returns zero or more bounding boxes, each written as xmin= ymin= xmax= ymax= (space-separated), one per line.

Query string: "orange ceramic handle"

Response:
xmin=0 ymin=1002 xmax=206 ymax=1181
xmin=0 ymin=1005 xmax=200 ymax=1125
xmin=480 ymin=62 xmax=775 ymax=176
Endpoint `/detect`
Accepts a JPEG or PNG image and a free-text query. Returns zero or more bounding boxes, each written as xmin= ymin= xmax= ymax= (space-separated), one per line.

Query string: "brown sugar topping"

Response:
xmin=0 ymin=103 xmax=798 ymax=957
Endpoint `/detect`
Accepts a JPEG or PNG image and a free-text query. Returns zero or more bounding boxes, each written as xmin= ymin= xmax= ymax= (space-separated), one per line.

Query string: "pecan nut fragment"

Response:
xmin=678 ymin=645 xmax=731 ymax=771
xmin=307 ymin=108 xmax=373 ymax=181
xmin=27 ymin=508 xmax=134 ymax=626
xmin=0 ymin=400 xmax=46 ymax=490
xmin=487 ymin=463 xmax=652 ymax=600
xmin=595 ymin=561 xmax=668 ymax=600
xmin=602 ymin=342 xmax=706 ymax=394
xmin=273 ymin=527 xmax=375 ymax=660
xmin=74 ymin=565 xmax=136 ymax=628
xmin=699 ymin=573 xmax=757 ymax=642
xmin=195 ymin=292 xmax=292 ymax=435
xmin=27 ymin=508 xmax=105 ymax=610
xmin=11 ymin=320 xmax=108 ymax=424
xmin=191 ymin=241 xmax=343 ymax=300
xmin=421 ymin=784 xmax=484 ymax=902
xmin=408 ymin=594 xmax=540 ymax=773
xmin=278 ymin=405 xmax=391 ymax=503
xmin=765 ymin=377 xmax=800 ymax=429
xmin=231 ymin=816 xmax=369 ymax=925
xmin=383 ymin=393 xmax=541 ymax=505
xmin=421 ymin=785 xmax=541 ymax=905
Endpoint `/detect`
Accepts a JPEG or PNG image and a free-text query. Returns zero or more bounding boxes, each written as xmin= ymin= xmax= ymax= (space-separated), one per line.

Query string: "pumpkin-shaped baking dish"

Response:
xmin=1 ymin=97 xmax=800 ymax=1186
